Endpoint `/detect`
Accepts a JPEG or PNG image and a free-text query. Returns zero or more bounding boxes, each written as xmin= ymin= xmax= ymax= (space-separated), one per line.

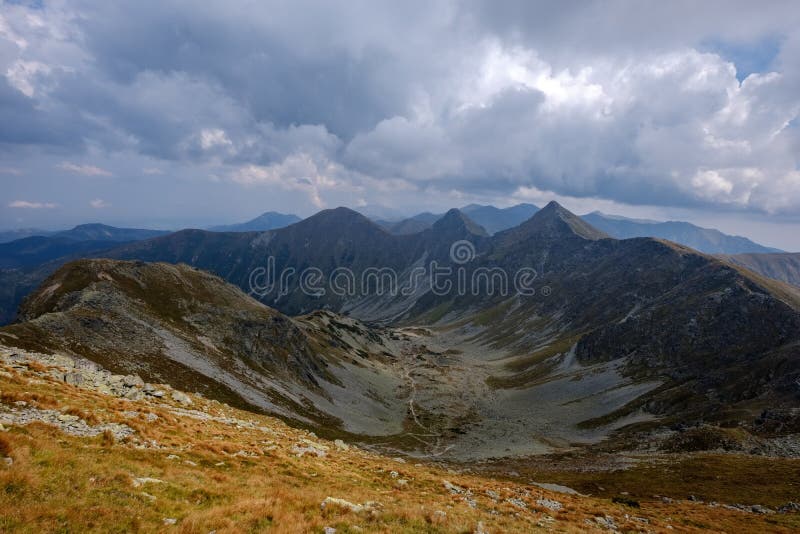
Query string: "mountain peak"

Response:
xmin=514 ymin=201 xmax=610 ymax=241
xmin=432 ymin=209 xmax=489 ymax=237
xmin=290 ymin=206 xmax=388 ymax=235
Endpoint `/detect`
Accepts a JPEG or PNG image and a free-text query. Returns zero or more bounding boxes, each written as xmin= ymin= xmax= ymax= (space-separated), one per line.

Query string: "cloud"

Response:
xmin=199 ymin=128 xmax=233 ymax=150
xmin=0 ymin=167 xmax=23 ymax=176
xmin=8 ymin=200 xmax=57 ymax=209
xmin=89 ymin=198 xmax=110 ymax=208
xmin=0 ymin=0 xmax=799 ymax=220
xmin=231 ymin=153 xmax=349 ymax=208
xmin=58 ymin=162 xmax=113 ymax=177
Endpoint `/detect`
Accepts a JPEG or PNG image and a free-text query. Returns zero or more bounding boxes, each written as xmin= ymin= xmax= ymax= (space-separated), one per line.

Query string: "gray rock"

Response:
xmin=124 ymin=389 xmax=143 ymax=401
xmin=536 ymin=498 xmax=563 ymax=511
xmin=751 ymin=504 xmax=774 ymax=514
xmin=64 ymin=372 xmax=84 ymax=386
xmin=123 ymin=375 xmax=145 ymax=388
xmin=171 ymin=391 xmax=193 ymax=406
xmin=506 ymin=497 xmax=527 ymax=509
xmin=778 ymin=502 xmax=800 ymax=514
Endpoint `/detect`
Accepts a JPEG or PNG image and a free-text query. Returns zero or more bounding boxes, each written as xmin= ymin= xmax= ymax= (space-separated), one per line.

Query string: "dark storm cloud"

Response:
xmin=1 ymin=0 xmax=800 ymax=220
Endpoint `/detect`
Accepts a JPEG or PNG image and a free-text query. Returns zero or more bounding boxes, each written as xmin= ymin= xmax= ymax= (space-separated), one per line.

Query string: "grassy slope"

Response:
xmin=1 ymin=351 xmax=799 ymax=532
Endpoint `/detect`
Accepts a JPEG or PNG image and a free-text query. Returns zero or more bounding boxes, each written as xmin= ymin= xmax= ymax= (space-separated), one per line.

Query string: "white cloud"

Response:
xmin=5 ymin=60 xmax=51 ymax=98
xmin=0 ymin=167 xmax=23 ymax=176
xmin=89 ymin=198 xmax=111 ymax=208
xmin=58 ymin=162 xmax=113 ymax=177
xmin=8 ymin=200 xmax=57 ymax=209
xmin=231 ymin=153 xmax=353 ymax=208
xmin=142 ymin=167 xmax=164 ymax=175
xmin=199 ymin=128 xmax=233 ymax=150
xmin=0 ymin=13 xmax=27 ymax=49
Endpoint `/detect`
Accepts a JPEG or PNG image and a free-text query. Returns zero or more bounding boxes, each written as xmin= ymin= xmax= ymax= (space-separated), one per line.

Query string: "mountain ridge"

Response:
xmin=2 ymin=201 xmax=796 ymax=455
xmin=208 ymin=211 xmax=301 ymax=232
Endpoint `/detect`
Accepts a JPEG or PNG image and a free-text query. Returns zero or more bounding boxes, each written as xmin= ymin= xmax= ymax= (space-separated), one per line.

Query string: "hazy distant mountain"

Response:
xmin=0 ymin=237 xmax=124 ymax=269
xmin=461 ymin=203 xmax=540 ymax=235
xmin=581 ymin=212 xmax=782 ymax=254
xmin=354 ymin=204 xmax=406 ymax=222
xmin=0 ymin=228 xmax=54 ymax=244
xmin=0 ymin=223 xmax=170 ymax=323
xmin=720 ymin=253 xmax=800 ymax=288
xmin=0 ymin=223 xmax=167 ymax=245
xmin=380 ymin=203 xmax=539 ymax=235
xmin=0 ymin=223 xmax=168 ymax=270
xmin=208 ymin=211 xmax=301 ymax=232
xmin=376 ymin=212 xmax=442 ymax=235
xmin=55 ymin=223 xmax=169 ymax=242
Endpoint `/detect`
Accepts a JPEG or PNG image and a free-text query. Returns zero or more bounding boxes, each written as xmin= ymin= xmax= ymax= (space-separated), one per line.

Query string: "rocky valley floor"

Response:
xmin=1 ymin=345 xmax=799 ymax=533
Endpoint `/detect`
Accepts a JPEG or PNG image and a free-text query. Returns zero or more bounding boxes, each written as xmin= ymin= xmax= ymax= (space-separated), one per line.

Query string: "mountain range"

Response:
xmin=377 ymin=204 xmax=783 ymax=255
xmin=2 ymin=201 xmax=798 ymax=459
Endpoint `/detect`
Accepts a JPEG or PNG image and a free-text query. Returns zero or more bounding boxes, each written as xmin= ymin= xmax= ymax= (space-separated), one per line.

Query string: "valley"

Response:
xmin=0 ymin=203 xmax=798 ymax=532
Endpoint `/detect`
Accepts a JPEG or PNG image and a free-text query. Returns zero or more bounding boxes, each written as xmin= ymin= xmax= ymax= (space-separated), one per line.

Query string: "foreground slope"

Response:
xmin=2 ymin=345 xmax=799 ymax=533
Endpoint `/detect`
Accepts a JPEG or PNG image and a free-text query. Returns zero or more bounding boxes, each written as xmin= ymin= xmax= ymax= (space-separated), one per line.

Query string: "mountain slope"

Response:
xmin=720 ymin=252 xmax=800 ymax=288
xmin=581 ymin=212 xmax=781 ymax=254
xmin=5 ymin=346 xmax=797 ymax=532
xmin=209 ymin=211 xmax=301 ymax=232
xmin=0 ymin=259 xmax=415 ymax=435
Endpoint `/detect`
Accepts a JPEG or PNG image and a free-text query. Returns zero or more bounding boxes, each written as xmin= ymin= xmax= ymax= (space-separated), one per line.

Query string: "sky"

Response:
xmin=1 ymin=1 xmax=800 ymax=250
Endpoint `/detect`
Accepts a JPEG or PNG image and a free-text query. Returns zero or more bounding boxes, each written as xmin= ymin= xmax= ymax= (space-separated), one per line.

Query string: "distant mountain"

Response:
xmin=55 ymin=223 xmax=169 ymax=242
xmin=377 ymin=212 xmax=441 ymax=235
xmin=0 ymin=224 xmax=169 ymax=269
xmin=581 ymin=212 xmax=782 ymax=254
xmin=380 ymin=203 xmax=540 ymax=236
xmin=720 ymin=253 xmax=800 ymax=288
xmin=0 ymin=228 xmax=54 ymax=244
xmin=0 ymin=223 xmax=171 ymax=324
xmin=461 ymin=203 xmax=540 ymax=235
xmin=0 ymin=236 xmax=124 ymax=269
xmin=208 ymin=211 xmax=301 ymax=232
xmin=354 ymin=204 xmax=406 ymax=222
xmin=0 ymin=223 xmax=167 ymax=245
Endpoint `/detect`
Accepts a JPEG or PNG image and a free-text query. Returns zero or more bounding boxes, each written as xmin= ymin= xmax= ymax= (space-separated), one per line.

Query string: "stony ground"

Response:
xmin=1 ymin=344 xmax=799 ymax=533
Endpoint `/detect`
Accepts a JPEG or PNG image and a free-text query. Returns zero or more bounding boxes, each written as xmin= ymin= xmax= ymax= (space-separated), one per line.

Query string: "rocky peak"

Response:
xmin=431 ymin=209 xmax=488 ymax=238
xmin=513 ymin=201 xmax=610 ymax=242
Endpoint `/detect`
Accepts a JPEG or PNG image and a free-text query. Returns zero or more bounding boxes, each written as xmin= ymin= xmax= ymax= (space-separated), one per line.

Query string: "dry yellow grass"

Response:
xmin=0 ymin=358 xmax=798 ymax=533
